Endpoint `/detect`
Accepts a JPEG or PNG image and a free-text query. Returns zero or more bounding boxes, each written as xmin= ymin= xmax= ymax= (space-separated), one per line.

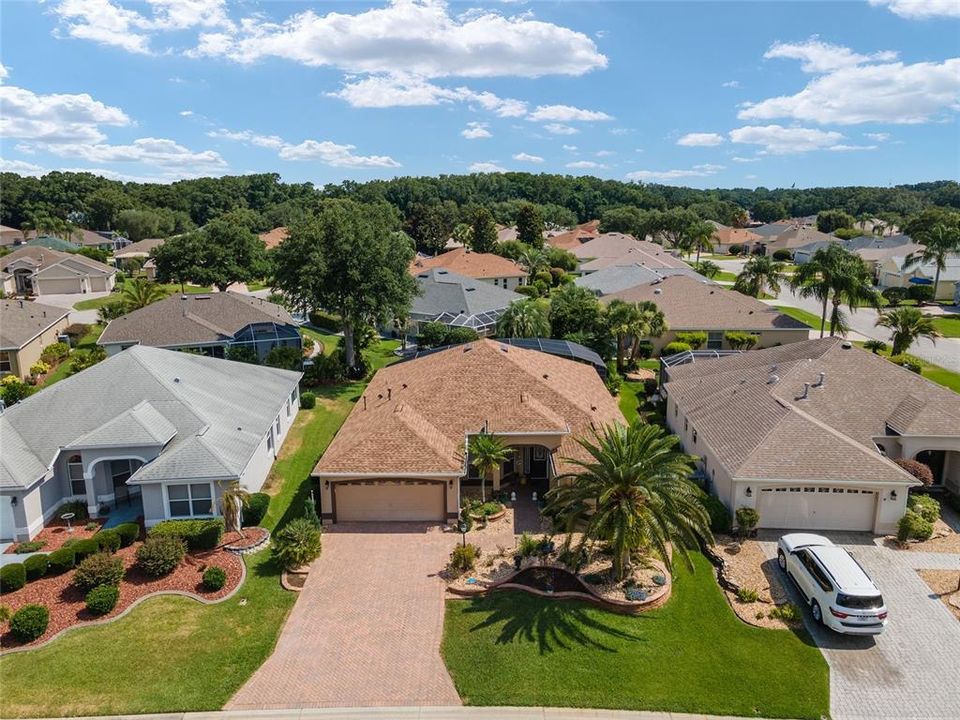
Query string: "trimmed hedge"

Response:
xmin=202 ymin=566 xmax=227 ymax=591
xmin=299 ymin=391 xmax=316 ymax=410
xmin=56 ymin=500 xmax=89 ymax=521
xmin=0 ymin=563 xmax=26 ymax=593
xmin=68 ymin=538 xmax=100 ymax=561
xmin=114 ymin=522 xmax=141 ymax=547
xmin=136 ymin=536 xmax=186 ymax=577
xmin=907 ymin=494 xmax=940 ymax=524
xmin=95 ymin=529 xmax=121 ymax=553
xmin=661 ymin=341 xmax=692 ymax=356
xmin=243 ymin=493 xmax=270 ymax=527
xmin=24 ymin=553 xmax=49 ymax=581
xmin=74 ymin=552 xmax=125 ymax=590
xmin=897 ymin=510 xmax=933 ymax=542
xmin=10 ymin=604 xmax=48 ymax=642
xmin=47 ymin=547 xmax=77 ymax=574
xmin=149 ymin=518 xmax=224 ymax=551
xmin=85 ymin=584 xmax=119 ymax=615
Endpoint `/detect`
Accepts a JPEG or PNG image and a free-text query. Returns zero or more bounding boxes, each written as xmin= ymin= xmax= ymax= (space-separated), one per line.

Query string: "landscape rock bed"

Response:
xmin=918 ymin=570 xmax=960 ymax=622
xmin=222 ymin=527 xmax=270 ymax=554
xmin=710 ymin=536 xmax=798 ymax=630
xmin=3 ymin=518 xmax=105 ymax=554
xmin=891 ymin=517 xmax=960 ymax=554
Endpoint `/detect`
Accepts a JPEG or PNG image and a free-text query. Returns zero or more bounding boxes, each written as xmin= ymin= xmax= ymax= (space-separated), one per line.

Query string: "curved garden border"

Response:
xmin=468 ymin=507 xmax=507 ymax=523
xmin=0 ymin=558 xmax=247 ymax=656
xmin=223 ymin=527 xmax=270 ymax=555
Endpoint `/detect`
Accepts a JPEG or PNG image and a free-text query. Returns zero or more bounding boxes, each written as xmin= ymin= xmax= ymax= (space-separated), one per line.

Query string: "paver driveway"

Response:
xmin=228 ymin=523 xmax=461 ymax=710
xmin=761 ymin=536 xmax=960 ymax=720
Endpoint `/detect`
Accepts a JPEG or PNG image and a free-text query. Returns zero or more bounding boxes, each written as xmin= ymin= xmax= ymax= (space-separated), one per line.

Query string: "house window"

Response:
xmin=291 ymin=387 xmax=298 ymax=404
xmin=267 ymin=430 xmax=274 ymax=454
xmin=275 ymin=416 xmax=281 ymax=436
xmin=684 ymin=418 xmax=688 ymax=432
xmin=0 ymin=352 xmax=11 ymax=374
xmin=68 ymin=455 xmax=85 ymax=495
xmin=692 ymin=429 xmax=698 ymax=444
xmin=674 ymin=402 xmax=678 ymax=417
xmin=707 ymin=331 xmax=724 ymax=350
xmin=286 ymin=399 xmax=291 ymax=417
xmin=167 ymin=483 xmax=213 ymax=518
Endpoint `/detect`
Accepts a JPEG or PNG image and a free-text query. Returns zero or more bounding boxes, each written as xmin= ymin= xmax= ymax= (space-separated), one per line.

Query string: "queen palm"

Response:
xmin=685 ymin=220 xmax=716 ymax=265
xmin=545 ymin=422 xmax=711 ymax=580
xmin=219 ymin=481 xmax=250 ymax=536
xmin=733 ymin=255 xmax=787 ymax=299
xmin=906 ymin=223 xmax=960 ymax=301
xmin=606 ymin=299 xmax=642 ymax=372
xmin=876 ymin=307 xmax=942 ymax=356
xmin=629 ymin=300 xmax=668 ymax=364
xmin=518 ymin=247 xmax=549 ymax=276
xmin=468 ymin=433 xmax=511 ymax=503
xmin=825 ymin=255 xmax=881 ymax=337
xmin=495 ymin=298 xmax=550 ymax=338
xmin=120 ymin=278 xmax=169 ymax=311
xmin=792 ymin=245 xmax=879 ymax=338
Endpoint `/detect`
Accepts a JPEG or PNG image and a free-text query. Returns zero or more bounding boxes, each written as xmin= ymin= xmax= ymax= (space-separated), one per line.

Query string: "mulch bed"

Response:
xmin=918 ymin=570 xmax=960 ymax=622
xmin=0 ymin=541 xmax=243 ymax=650
xmin=4 ymin=518 xmax=106 ymax=554
xmin=221 ymin=527 xmax=269 ymax=551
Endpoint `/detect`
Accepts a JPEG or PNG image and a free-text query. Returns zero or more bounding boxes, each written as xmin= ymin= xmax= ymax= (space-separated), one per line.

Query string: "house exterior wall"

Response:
xmin=480 ymin=276 xmax=523 ymax=291
xmin=3 ymin=313 xmax=70 ymax=378
xmin=141 ymin=484 xmax=166 ymax=525
xmin=34 ymin=275 xmax=86 ymax=295
xmin=649 ymin=328 xmax=809 ymax=354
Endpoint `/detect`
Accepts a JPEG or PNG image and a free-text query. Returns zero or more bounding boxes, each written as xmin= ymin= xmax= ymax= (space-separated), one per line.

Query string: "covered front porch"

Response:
xmin=877 ymin=435 xmax=960 ymax=495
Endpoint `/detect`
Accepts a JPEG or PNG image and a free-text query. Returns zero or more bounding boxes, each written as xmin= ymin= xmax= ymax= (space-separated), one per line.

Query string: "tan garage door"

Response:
xmin=758 ymin=487 xmax=876 ymax=531
xmin=334 ymin=481 xmax=445 ymax=522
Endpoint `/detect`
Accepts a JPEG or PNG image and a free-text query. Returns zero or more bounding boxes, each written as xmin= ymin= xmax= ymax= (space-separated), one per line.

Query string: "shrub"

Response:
xmin=769 ymin=603 xmax=801 ymax=622
xmin=881 ymin=287 xmax=907 ymax=307
xmin=699 ymin=494 xmax=732 ymax=534
xmin=735 ymin=506 xmax=760 ymax=534
xmin=772 ymin=249 xmax=793 ymax=261
xmin=264 ymin=345 xmax=303 ymax=371
xmin=675 ymin=331 xmax=707 ymax=350
xmin=70 ymin=538 xmax=100 ymax=561
xmin=114 ymin=522 xmax=141 ymax=547
xmin=24 ymin=554 xmax=49 ymax=581
xmin=9 ymin=604 xmax=48 ymax=642
xmin=299 ymin=391 xmax=316 ymax=410
xmin=894 ymin=459 xmax=934 ymax=486
xmin=728 ymin=244 xmax=743 ymax=256
xmin=0 ymin=606 xmax=9 ymax=622
xmin=725 ymin=331 xmax=759 ymax=351
xmin=661 ymin=341 xmax=692 ymax=356
xmin=907 ymin=494 xmax=940 ymax=523
xmin=889 ymin=354 xmax=922 ymax=374
xmin=302 ymin=352 xmax=348 ymax=386
xmin=94 ymin=529 xmax=121 ymax=553
xmin=514 ymin=284 xmax=540 ymax=298
xmin=243 ymin=493 xmax=271 ymax=527
xmin=74 ymin=552 xmax=125 ymax=590
xmin=0 ymin=563 xmax=26 ymax=593
xmin=907 ymin=285 xmax=935 ymax=303
xmin=57 ymin=500 xmax=89 ymax=521
xmin=84 ymin=522 xmax=99 ymax=531
xmin=736 ymin=587 xmax=759 ymax=603
xmin=307 ymin=309 xmax=342 ymax=331
xmin=149 ymin=518 xmax=224 ymax=551
xmin=518 ymin=532 xmax=539 ymax=558
xmin=272 ymin=517 xmax=323 ymax=571
xmin=1 ymin=376 xmax=34 ymax=405
xmin=29 ymin=360 xmax=51 ymax=376
xmin=47 ymin=547 xmax=76 ymax=574
xmin=642 ymin=377 xmax=659 ymax=396
xmin=136 ymin=536 xmax=186 ymax=577
xmin=897 ymin=510 xmax=933 ymax=543
xmin=40 ymin=341 xmax=70 ymax=363
xmin=634 ymin=340 xmax=654 ymax=360
xmin=12 ymin=540 xmax=45 ymax=553
xmin=202 ymin=566 xmax=227 ymax=591
xmin=225 ymin=345 xmax=258 ymax=364
xmin=449 ymin=543 xmax=480 ymax=574
xmin=604 ymin=364 xmax=622 ymax=396
xmin=85 ymin=584 xmax=119 ymax=615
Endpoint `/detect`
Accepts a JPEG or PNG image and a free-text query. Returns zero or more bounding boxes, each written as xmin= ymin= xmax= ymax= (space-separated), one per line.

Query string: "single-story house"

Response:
xmin=1 ymin=246 xmax=117 ymax=296
xmin=24 ymin=236 xmax=80 ymax=252
xmin=573 ymin=234 xmax=689 ymax=273
xmin=0 ymin=225 xmax=25 ymax=247
xmin=743 ymin=227 xmax=837 ymax=257
xmin=0 ymin=300 xmax=70 ymax=379
xmin=410 ymin=248 xmax=527 ymax=290
xmin=546 ymin=220 xmax=600 ymax=251
xmin=496 ymin=225 xmax=518 ymax=243
xmin=878 ymin=254 xmax=960 ymax=302
xmin=708 ymin=221 xmax=763 ymax=254
xmin=793 ymin=234 xmax=924 ymax=280
xmin=575 ymin=263 xmax=713 ymax=296
xmin=114 ymin=237 xmax=165 ymax=262
xmin=99 ymin=292 xmax=302 ymax=361
xmin=408 ymin=268 xmax=522 ymax=338
xmin=259 ymin=227 xmax=289 ymax=250
xmin=1 ymin=272 xmax=15 ymax=296
xmin=0 ymin=346 xmax=302 ymax=542
xmin=312 ymin=339 xmax=624 ymax=523
xmin=72 ymin=229 xmax=130 ymax=252
xmin=602 ymin=275 xmax=809 ymax=352
xmin=747 ymin=221 xmax=794 ymax=237
xmin=662 ymin=337 xmax=960 ymax=534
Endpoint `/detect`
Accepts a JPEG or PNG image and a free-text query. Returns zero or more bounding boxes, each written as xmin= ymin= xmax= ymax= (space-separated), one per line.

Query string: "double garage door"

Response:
xmin=333 ymin=480 xmax=446 ymax=522
xmin=757 ymin=486 xmax=877 ymax=532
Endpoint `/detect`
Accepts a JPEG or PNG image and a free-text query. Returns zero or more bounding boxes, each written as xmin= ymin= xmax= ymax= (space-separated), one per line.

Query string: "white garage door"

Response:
xmin=757 ymin=487 xmax=876 ymax=532
xmin=334 ymin=481 xmax=445 ymax=522
xmin=0 ymin=496 xmax=16 ymax=541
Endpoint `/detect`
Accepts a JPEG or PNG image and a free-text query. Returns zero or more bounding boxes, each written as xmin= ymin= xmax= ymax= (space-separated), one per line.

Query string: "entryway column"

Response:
xmin=83 ymin=471 xmax=98 ymax=518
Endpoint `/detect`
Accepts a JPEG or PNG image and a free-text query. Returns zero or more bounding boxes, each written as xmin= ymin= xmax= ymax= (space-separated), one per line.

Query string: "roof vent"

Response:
xmin=542 ymin=373 xmax=549 ymax=379
xmin=653 ymin=288 xmax=662 ymax=294
xmin=767 ymin=374 xmax=780 ymax=385
xmin=815 ymin=372 xmax=826 ymax=388
xmin=797 ymin=382 xmax=810 ymax=400
xmin=195 ymin=295 xmax=212 ymax=300
xmin=841 ymin=341 xmax=852 ymax=349
xmin=173 ymin=377 xmax=181 ymax=383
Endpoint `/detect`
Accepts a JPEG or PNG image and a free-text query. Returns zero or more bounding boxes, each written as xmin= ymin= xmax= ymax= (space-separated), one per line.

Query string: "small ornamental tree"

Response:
xmin=735 ymin=507 xmax=760 ymax=536
xmin=893 ymin=459 xmax=934 ymax=487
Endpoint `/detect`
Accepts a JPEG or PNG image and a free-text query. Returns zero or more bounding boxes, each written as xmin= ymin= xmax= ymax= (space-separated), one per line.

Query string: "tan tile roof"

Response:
xmin=259 ymin=227 xmax=289 ymax=250
xmin=603 ymin=275 xmax=809 ymax=331
xmin=547 ymin=220 xmax=600 ymax=251
xmin=410 ymin=247 xmax=527 ymax=279
xmin=712 ymin=226 xmax=761 ymax=246
xmin=315 ymin=339 xmax=624 ymax=476
xmin=574 ymin=235 xmax=689 ymax=271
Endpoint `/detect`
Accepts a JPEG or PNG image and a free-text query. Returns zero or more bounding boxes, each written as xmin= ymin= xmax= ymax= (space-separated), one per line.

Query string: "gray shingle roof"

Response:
xmin=0 ymin=300 xmax=69 ymax=350
xmin=411 ymin=268 xmax=521 ymax=321
xmin=0 ymin=346 xmax=301 ymax=489
xmin=1 ymin=246 xmax=115 ymax=277
xmin=115 ymin=237 xmax=165 ymax=258
xmin=575 ymin=264 xmax=713 ymax=296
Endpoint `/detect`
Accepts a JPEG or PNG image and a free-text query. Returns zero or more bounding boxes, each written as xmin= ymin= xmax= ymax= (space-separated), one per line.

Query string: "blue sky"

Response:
xmin=1 ymin=0 xmax=957 ymax=188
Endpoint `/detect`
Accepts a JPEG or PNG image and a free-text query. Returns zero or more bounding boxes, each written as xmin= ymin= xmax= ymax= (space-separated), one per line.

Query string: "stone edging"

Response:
xmin=468 ymin=506 xmax=506 ymax=523
xmin=0 ymin=554 xmax=247 ymax=656
xmin=224 ymin=527 xmax=271 ymax=555
xmin=280 ymin=569 xmax=307 ymax=592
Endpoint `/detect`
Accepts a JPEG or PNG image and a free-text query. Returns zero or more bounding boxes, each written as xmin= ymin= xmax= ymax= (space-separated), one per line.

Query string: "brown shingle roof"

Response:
xmin=259 ymin=227 xmax=289 ymax=250
xmin=547 ymin=220 xmax=600 ymax=251
xmin=0 ymin=300 xmax=69 ymax=349
xmin=574 ymin=235 xmax=689 ymax=270
xmin=315 ymin=339 xmax=624 ymax=476
xmin=1 ymin=246 xmax=115 ymax=276
xmin=410 ymin=248 xmax=527 ymax=279
xmin=712 ymin=226 xmax=761 ymax=247
xmin=115 ymin=237 xmax=165 ymax=258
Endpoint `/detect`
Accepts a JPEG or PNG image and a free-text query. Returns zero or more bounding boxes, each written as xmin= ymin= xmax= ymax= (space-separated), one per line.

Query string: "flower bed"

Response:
xmin=4 ymin=518 xmax=105 ymax=555
xmin=0 ymin=541 xmax=243 ymax=650
xmin=221 ymin=527 xmax=270 ymax=553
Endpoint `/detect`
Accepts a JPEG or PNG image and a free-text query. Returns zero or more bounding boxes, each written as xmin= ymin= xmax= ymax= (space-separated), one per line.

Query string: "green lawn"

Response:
xmin=855 ymin=342 xmax=960 ymax=394
xmin=927 ymin=314 xmax=960 ymax=338
xmin=775 ymin=305 xmax=825 ymax=331
xmin=73 ymin=283 xmax=212 ymax=311
xmin=618 ymin=380 xmax=644 ymax=421
xmin=712 ymin=270 xmax=738 ymax=283
xmin=39 ymin=324 xmax=104 ymax=387
xmin=442 ymin=553 xmax=829 ymax=719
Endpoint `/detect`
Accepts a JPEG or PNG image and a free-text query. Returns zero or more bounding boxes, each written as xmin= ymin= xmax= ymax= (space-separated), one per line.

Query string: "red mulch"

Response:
xmin=221 ymin=527 xmax=269 ymax=550
xmin=0 ymin=541 xmax=243 ymax=650
xmin=4 ymin=518 xmax=106 ymax=554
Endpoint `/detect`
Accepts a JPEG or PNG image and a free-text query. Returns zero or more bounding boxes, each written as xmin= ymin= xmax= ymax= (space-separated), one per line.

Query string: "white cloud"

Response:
xmin=865 ymin=132 xmax=891 ymax=141
xmin=828 ymin=144 xmax=878 ymax=152
xmin=328 ymin=74 xmax=527 ymax=116
xmin=512 ymin=152 xmax=544 ymax=163
xmin=39 ymin=137 xmax=227 ymax=168
xmin=543 ymin=123 xmax=579 ymax=135
xmin=207 ymin=128 xmax=285 ymax=149
xmin=764 ymin=38 xmax=897 ymax=73
xmin=0 ymin=63 xmax=8 ymax=81
xmin=0 ymin=158 xmax=45 ymax=176
xmin=722 ymin=80 xmax=740 ymax=88
xmin=179 ymin=109 xmax=194 ymax=117
xmin=562 ymin=144 xmax=578 ymax=151
xmin=609 ymin=128 xmax=631 ymax=135
xmin=869 ymin=0 xmax=960 ymax=19
xmin=527 ymin=104 xmax=613 ymax=122
xmin=0 ymin=84 xmax=130 ymax=143
xmin=566 ymin=160 xmax=606 ymax=170
xmin=626 ymin=163 xmax=724 ymax=182
xmin=729 ymin=124 xmax=845 ymax=154
xmin=732 ymin=156 xmax=760 ymax=163
xmin=461 ymin=122 xmax=492 ymax=139
xmin=208 ymin=126 xmax=399 ymax=168
xmin=595 ymin=150 xmax=615 ymax=157
xmin=470 ymin=161 xmax=506 ymax=173
xmin=677 ymin=132 xmax=725 ymax=147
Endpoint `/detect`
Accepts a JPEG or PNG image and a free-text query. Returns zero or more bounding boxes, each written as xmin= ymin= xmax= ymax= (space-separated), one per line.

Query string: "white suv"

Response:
xmin=777 ymin=533 xmax=887 ymax=635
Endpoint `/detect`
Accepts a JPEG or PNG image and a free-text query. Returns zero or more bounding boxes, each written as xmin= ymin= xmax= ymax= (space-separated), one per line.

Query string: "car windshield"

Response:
xmin=837 ymin=593 xmax=884 ymax=609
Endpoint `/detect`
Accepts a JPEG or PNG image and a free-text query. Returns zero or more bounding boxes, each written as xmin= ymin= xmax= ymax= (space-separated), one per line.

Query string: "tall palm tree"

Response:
xmin=545 ymin=422 xmax=711 ymax=580
xmin=685 ymin=221 xmax=716 ymax=264
xmin=606 ymin=299 xmax=641 ymax=372
xmin=906 ymin=223 xmax=960 ymax=301
xmin=733 ymin=255 xmax=787 ymax=299
xmin=495 ymin=298 xmax=550 ymax=338
xmin=792 ymin=245 xmax=879 ymax=338
xmin=120 ymin=278 xmax=169 ymax=311
xmin=629 ymin=300 xmax=668 ymax=363
xmin=876 ymin=307 xmax=942 ymax=356
xmin=517 ymin=247 xmax=549 ymax=276
xmin=691 ymin=259 xmax=720 ymax=279
xmin=219 ymin=481 xmax=251 ymax=536
xmin=825 ymin=255 xmax=881 ymax=337
xmin=468 ymin=433 xmax=511 ymax=503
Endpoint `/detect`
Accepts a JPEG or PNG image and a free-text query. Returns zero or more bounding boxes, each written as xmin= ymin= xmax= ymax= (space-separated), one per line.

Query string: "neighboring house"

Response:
xmin=793 ymin=234 xmax=923 ymax=279
xmin=546 ymin=220 xmax=600 ymax=251
xmin=114 ymin=237 xmax=166 ymax=279
xmin=878 ymin=254 xmax=960 ymax=302
xmin=707 ymin=221 xmax=763 ymax=254
xmin=24 ymin=236 xmax=80 ymax=252
xmin=73 ymin=229 xmax=130 ymax=252
xmin=748 ymin=221 xmax=795 ymax=237
xmin=259 ymin=227 xmax=289 ymax=250
xmin=0 ymin=346 xmax=302 ymax=541
xmin=98 ymin=292 xmax=302 ymax=361
xmin=0 ymin=225 xmax=25 ymax=247
xmin=312 ymin=339 xmax=623 ymax=523
xmin=745 ymin=227 xmax=837 ymax=257
xmin=410 ymin=248 xmax=527 ymax=290
xmin=1 ymin=272 xmax=14 ymax=296
xmin=408 ymin=268 xmax=522 ymax=338
xmin=602 ymin=275 xmax=809 ymax=352
xmin=575 ymin=263 xmax=712 ymax=296
xmin=0 ymin=246 xmax=117 ymax=296
xmin=0 ymin=300 xmax=70 ymax=379
xmin=573 ymin=234 xmax=690 ymax=274
xmin=662 ymin=337 xmax=960 ymax=534
xmin=496 ymin=225 xmax=518 ymax=242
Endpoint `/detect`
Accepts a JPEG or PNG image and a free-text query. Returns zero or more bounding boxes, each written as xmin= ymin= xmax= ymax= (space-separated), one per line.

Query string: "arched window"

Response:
xmin=67 ymin=455 xmax=85 ymax=496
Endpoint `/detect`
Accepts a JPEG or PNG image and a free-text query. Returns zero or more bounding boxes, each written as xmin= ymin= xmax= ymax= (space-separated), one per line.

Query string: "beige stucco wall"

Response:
xmin=479 ymin=276 xmax=524 ymax=291
xmin=34 ymin=275 xmax=86 ymax=295
xmin=316 ymin=475 xmax=460 ymax=523
xmin=4 ymin=313 xmax=70 ymax=379
xmin=651 ymin=327 xmax=809 ymax=354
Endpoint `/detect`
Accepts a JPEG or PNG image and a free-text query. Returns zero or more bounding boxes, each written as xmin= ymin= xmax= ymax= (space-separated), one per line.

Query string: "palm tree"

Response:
xmin=906 ymin=223 xmax=960 ymax=301
xmin=876 ymin=307 xmax=942 ymax=356
xmin=517 ymin=247 xmax=549 ymax=276
xmin=219 ymin=481 xmax=251 ymax=536
xmin=629 ymin=300 xmax=668 ymax=363
xmin=606 ymin=299 xmax=641 ymax=372
xmin=544 ymin=422 xmax=711 ymax=580
xmin=685 ymin=221 xmax=716 ymax=264
xmin=825 ymin=256 xmax=881 ymax=337
xmin=120 ymin=278 xmax=169 ymax=311
xmin=863 ymin=339 xmax=888 ymax=354
xmin=468 ymin=433 xmax=512 ymax=503
xmin=733 ymin=255 xmax=787 ymax=299
xmin=495 ymin=298 xmax=550 ymax=338
xmin=792 ymin=245 xmax=880 ymax=338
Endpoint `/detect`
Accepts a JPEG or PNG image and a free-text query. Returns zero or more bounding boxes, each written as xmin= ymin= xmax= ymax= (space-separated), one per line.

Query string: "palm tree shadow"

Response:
xmin=461 ymin=590 xmax=648 ymax=654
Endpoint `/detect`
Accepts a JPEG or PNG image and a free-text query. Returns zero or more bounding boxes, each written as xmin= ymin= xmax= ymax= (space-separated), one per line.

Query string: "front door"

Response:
xmin=914 ymin=450 xmax=946 ymax=486
xmin=110 ymin=459 xmax=143 ymax=506
xmin=530 ymin=446 xmax=548 ymax=480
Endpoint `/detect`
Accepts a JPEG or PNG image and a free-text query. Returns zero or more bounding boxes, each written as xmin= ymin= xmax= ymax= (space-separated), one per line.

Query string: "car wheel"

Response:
xmin=811 ymin=600 xmax=823 ymax=625
xmin=777 ymin=549 xmax=787 ymax=571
